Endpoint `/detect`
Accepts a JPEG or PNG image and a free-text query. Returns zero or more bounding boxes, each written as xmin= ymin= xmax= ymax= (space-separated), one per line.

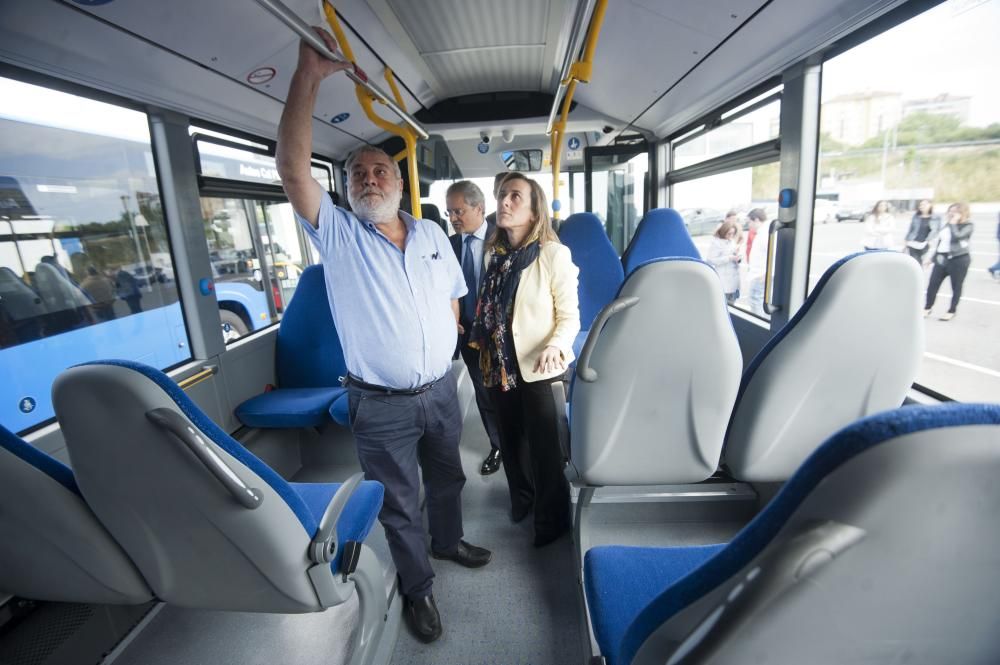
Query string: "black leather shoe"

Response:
xmin=431 ymin=540 xmax=492 ymax=568
xmin=405 ymin=594 xmax=442 ymax=643
xmin=480 ymin=448 xmax=502 ymax=475
xmin=533 ymin=524 xmax=570 ymax=548
xmin=510 ymin=503 xmax=531 ymax=523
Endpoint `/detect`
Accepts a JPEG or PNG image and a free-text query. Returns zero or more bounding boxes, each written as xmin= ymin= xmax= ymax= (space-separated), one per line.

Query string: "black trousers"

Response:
xmin=459 ymin=339 xmax=502 ymax=453
xmin=347 ymin=370 xmax=466 ymax=599
xmin=925 ymin=254 xmax=971 ymax=314
xmin=489 ymin=376 xmax=570 ymax=538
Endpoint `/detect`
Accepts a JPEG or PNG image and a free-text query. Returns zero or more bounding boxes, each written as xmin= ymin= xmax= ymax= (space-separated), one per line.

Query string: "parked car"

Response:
xmin=813 ymin=199 xmax=838 ymax=224
xmin=679 ymin=207 xmax=725 ymax=236
xmin=835 ymin=202 xmax=868 ymax=222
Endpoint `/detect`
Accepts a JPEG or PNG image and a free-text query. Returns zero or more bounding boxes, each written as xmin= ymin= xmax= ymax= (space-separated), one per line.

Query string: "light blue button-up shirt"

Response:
xmin=298 ymin=192 xmax=467 ymax=389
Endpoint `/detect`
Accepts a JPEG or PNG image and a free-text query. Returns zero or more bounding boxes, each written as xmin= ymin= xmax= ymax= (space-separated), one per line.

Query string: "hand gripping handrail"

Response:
xmin=547 ymin=0 xmax=608 ymax=219
xmin=320 ymin=1 xmax=423 ymax=219
xmin=253 ymin=0 xmax=429 ymax=144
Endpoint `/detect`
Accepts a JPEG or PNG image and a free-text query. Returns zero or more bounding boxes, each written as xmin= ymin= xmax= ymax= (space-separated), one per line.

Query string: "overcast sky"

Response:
xmin=823 ymin=0 xmax=999 ymax=127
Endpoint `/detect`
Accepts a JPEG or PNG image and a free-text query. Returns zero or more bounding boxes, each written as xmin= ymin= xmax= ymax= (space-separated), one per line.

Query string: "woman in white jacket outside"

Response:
xmin=862 ymin=200 xmax=897 ymax=250
xmin=706 ymin=220 xmax=743 ymax=303
xmin=468 ymin=172 xmax=580 ymax=547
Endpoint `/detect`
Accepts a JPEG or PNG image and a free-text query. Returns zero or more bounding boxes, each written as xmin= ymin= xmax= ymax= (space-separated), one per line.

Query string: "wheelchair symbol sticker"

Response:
xmin=19 ymin=397 xmax=36 ymax=414
xmin=568 ymin=137 xmax=580 ymax=150
xmin=477 ymin=143 xmax=490 ymax=154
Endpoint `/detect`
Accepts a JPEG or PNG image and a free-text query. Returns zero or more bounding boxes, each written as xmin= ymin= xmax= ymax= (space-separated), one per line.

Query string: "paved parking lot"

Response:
xmin=693 ymin=212 xmax=999 ymax=402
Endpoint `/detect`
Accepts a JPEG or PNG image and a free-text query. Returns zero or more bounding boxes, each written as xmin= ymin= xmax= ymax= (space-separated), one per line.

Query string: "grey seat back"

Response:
xmin=723 ymin=251 xmax=924 ymax=481
xmin=53 ymin=362 xmax=328 ymax=613
xmin=629 ymin=403 xmax=1000 ymax=665
xmin=570 ymin=258 xmax=742 ymax=485
xmin=0 ymin=424 xmax=152 ymax=604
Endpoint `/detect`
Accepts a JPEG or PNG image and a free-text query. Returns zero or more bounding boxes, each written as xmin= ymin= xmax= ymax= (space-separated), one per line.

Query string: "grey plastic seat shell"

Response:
xmin=570 ymin=259 xmax=742 ymax=486
xmin=53 ymin=363 xmax=345 ymax=613
xmin=723 ymin=252 xmax=924 ymax=482
xmin=0 ymin=437 xmax=153 ymax=605
xmin=631 ymin=421 xmax=1000 ymax=665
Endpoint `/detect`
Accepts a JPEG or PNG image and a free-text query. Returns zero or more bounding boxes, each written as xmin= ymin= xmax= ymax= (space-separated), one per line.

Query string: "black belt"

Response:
xmin=344 ymin=373 xmax=442 ymax=396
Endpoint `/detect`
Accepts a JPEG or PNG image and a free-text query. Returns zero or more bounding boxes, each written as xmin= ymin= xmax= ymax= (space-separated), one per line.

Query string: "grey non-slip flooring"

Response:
xmin=106 ymin=366 xmax=755 ymax=665
xmin=108 ymin=367 xmax=587 ymax=665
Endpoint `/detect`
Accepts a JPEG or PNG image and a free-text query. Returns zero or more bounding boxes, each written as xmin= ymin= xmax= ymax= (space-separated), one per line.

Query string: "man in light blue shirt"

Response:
xmin=276 ymin=28 xmax=491 ymax=644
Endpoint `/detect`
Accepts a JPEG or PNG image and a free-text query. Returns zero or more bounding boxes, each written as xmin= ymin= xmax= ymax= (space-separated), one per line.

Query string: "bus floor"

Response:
xmin=101 ymin=362 xmax=757 ymax=665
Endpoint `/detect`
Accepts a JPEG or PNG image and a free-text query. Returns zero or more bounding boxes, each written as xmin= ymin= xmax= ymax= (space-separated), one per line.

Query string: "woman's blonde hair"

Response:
xmin=486 ymin=172 xmax=560 ymax=252
xmin=947 ymin=202 xmax=971 ymax=222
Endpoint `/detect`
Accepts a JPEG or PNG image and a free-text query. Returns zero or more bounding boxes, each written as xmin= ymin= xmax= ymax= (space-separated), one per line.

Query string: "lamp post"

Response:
xmin=120 ymin=194 xmax=148 ymax=292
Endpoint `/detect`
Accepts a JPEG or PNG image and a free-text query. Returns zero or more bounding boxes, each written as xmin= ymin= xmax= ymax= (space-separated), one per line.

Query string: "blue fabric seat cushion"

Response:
xmin=290 ymin=481 xmax=385 ymax=571
xmin=585 ymin=544 xmax=725 ymax=665
xmin=329 ymin=392 xmax=350 ymax=429
xmin=235 ymin=386 xmax=347 ymax=428
xmin=589 ymin=403 xmax=1000 ymax=665
xmin=0 ymin=424 xmax=80 ymax=495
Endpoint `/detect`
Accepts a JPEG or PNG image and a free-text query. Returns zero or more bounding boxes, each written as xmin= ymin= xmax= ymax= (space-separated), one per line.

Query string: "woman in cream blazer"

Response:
xmin=469 ymin=172 xmax=580 ymax=547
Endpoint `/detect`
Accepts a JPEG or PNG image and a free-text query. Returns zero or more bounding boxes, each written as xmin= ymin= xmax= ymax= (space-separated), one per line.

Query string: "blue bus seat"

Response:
xmin=235 ymin=264 xmax=348 ymax=429
xmin=723 ymin=251 xmax=924 ymax=482
xmin=620 ymin=208 xmax=700 ymax=277
xmin=0 ymin=423 xmax=153 ymax=605
xmin=558 ymin=212 xmax=626 ymax=340
xmin=565 ymin=258 xmax=742 ymax=567
xmin=584 ymin=402 xmax=1000 ymax=665
xmin=52 ymin=360 xmax=396 ymax=665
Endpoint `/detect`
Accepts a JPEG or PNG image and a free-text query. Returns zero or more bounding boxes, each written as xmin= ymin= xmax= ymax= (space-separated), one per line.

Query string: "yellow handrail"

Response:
xmin=323 ymin=2 xmax=422 ymax=219
xmin=549 ymin=0 xmax=607 ymax=220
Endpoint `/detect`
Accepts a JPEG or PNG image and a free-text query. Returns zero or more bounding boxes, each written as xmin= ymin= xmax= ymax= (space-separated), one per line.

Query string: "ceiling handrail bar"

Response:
xmin=546 ymin=0 xmax=598 ymax=137
xmin=320 ymin=2 xmax=423 ymax=218
xmin=253 ymin=0 xmax=429 ymax=141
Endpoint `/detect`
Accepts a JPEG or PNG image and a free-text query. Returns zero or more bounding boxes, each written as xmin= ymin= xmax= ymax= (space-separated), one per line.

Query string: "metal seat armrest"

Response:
xmin=309 ymin=472 xmax=365 ymax=565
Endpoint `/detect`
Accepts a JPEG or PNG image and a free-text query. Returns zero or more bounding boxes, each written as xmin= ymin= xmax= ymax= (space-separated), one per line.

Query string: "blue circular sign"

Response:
xmin=331 ymin=113 xmax=350 ymax=124
xmin=568 ymin=137 xmax=581 ymax=150
xmin=19 ymin=397 xmax=36 ymax=414
xmin=477 ymin=143 xmax=490 ymax=154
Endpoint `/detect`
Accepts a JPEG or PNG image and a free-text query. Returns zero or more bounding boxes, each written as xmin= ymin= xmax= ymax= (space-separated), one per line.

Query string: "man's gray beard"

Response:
xmin=349 ymin=188 xmax=402 ymax=224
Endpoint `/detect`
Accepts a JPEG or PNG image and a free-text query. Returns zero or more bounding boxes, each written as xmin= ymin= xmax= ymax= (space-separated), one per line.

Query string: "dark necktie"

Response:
xmin=462 ymin=235 xmax=477 ymax=325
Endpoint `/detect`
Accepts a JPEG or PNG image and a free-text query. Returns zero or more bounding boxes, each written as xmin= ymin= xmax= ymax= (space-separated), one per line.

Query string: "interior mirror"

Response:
xmin=501 ymin=149 xmax=543 ymax=172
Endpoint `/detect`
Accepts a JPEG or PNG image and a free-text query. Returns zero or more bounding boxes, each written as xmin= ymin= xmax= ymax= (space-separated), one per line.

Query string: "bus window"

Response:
xmin=809 ymin=0 xmax=1000 ymax=402
xmin=672 ymin=163 xmax=780 ymax=319
xmin=0 ymin=77 xmax=189 ymax=433
xmin=258 ymin=201 xmax=309 ymax=310
xmin=201 ymin=197 xmax=276 ymax=343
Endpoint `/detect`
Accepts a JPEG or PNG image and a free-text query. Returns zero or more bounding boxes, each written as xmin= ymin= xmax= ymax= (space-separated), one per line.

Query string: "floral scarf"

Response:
xmin=468 ymin=238 xmax=540 ymax=391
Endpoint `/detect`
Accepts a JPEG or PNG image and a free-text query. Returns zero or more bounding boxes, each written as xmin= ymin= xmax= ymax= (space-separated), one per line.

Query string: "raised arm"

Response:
xmin=276 ymin=28 xmax=351 ymax=228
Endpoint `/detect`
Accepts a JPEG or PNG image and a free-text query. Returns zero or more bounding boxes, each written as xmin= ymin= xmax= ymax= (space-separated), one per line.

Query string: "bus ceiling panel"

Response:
xmin=368 ymin=0 xmax=574 ymax=100
xmin=422 ymin=46 xmax=548 ymax=97
xmin=569 ymin=0 xmax=768 ymax=136
xmin=46 ymin=0 xmax=426 ymax=149
xmin=641 ymin=0 xmax=905 ymax=140
xmin=0 ymin=0 xmax=298 ymax=150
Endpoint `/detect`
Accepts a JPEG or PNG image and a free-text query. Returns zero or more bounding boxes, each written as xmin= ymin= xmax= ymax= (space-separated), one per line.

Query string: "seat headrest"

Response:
xmin=621 ymin=208 xmax=700 ymax=276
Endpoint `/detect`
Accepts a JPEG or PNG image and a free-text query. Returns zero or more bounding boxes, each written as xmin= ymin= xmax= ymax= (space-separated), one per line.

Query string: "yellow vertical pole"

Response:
xmin=549 ymin=0 xmax=606 ymax=219
xmin=323 ymin=2 xmax=421 ymax=219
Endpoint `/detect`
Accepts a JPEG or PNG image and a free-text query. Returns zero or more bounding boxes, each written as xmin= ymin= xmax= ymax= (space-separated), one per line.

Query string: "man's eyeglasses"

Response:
xmin=446 ymin=207 xmax=470 ymax=218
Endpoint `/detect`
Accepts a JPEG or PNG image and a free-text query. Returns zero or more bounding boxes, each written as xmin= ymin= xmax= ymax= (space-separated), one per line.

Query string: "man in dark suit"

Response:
xmin=446 ymin=180 xmax=503 ymax=475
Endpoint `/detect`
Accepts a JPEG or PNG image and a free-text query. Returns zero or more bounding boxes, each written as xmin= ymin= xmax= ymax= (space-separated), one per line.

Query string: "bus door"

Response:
xmin=584 ymin=141 xmax=650 ymax=254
